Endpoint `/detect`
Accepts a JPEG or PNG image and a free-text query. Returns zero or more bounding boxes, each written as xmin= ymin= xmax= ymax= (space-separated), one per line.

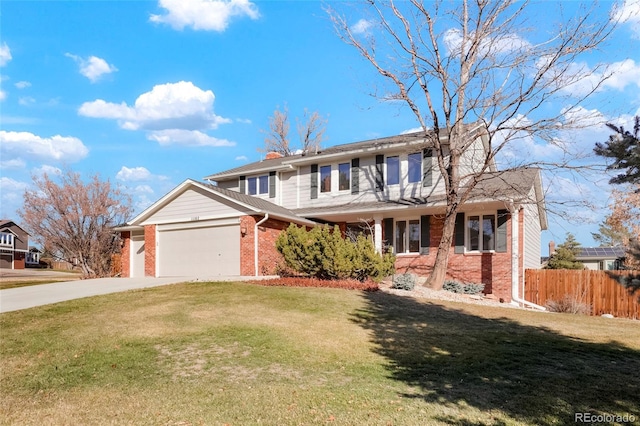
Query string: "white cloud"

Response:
xmin=0 ymin=131 xmax=89 ymax=163
xmin=147 ymin=129 xmax=234 ymax=147
xmin=444 ymin=28 xmax=531 ymax=57
xmin=15 ymin=81 xmax=31 ymax=89
xmin=18 ymin=96 xmax=35 ymax=106
xmin=32 ymin=165 xmax=62 ymax=177
xmin=541 ymin=59 xmax=640 ymax=97
xmin=79 ymin=81 xmax=230 ymax=131
xmin=150 ymin=0 xmax=259 ymax=31
xmin=134 ymin=184 xmax=154 ymax=194
xmin=613 ymin=0 xmax=640 ymax=38
xmin=116 ymin=166 xmax=169 ymax=182
xmin=0 ymin=158 xmax=26 ymax=169
xmin=235 ymin=155 xmax=248 ymax=161
xmin=0 ymin=43 xmax=11 ymax=66
xmin=0 ymin=90 xmax=6 ymax=102
xmin=116 ymin=166 xmax=151 ymax=181
xmin=65 ymin=53 xmax=117 ymax=83
xmin=0 ymin=177 xmax=28 ymax=205
xmin=351 ymin=19 xmax=373 ymax=35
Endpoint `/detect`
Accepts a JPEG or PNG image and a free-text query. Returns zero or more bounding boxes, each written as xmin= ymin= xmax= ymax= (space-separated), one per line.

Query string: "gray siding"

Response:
xmin=142 ymin=187 xmax=251 ymax=225
xmin=523 ymin=188 xmax=542 ymax=270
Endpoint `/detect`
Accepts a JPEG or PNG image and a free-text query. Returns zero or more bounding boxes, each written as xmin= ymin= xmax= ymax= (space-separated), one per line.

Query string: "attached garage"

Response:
xmin=0 ymin=253 xmax=12 ymax=269
xmin=157 ymin=220 xmax=240 ymax=276
xmin=116 ymin=179 xmax=315 ymax=279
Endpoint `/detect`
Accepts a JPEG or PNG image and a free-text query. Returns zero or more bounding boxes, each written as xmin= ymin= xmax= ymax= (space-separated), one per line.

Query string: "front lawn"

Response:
xmin=1 ymin=281 xmax=639 ymax=425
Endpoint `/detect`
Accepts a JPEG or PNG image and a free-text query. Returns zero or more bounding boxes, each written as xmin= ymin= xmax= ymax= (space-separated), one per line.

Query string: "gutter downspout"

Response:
xmin=255 ymin=214 xmax=269 ymax=276
xmin=509 ymin=203 xmax=546 ymax=311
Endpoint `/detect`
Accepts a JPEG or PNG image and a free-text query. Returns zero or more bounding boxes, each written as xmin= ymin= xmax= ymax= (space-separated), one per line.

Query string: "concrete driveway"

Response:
xmin=0 ymin=275 xmax=270 ymax=313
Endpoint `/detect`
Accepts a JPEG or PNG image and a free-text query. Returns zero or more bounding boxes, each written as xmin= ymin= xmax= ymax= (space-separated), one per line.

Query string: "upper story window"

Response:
xmin=387 ymin=156 xmax=400 ymax=185
xmin=408 ymin=152 xmax=422 ymax=183
xmin=338 ymin=163 xmax=350 ymax=191
xmin=320 ymin=165 xmax=332 ymax=193
xmin=247 ymin=175 xmax=269 ymax=195
xmin=467 ymin=214 xmax=496 ymax=251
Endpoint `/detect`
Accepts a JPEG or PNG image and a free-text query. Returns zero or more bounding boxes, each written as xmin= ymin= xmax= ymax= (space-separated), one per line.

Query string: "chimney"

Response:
xmin=265 ymin=152 xmax=283 ymax=160
xmin=549 ymin=241 xmax=556 ymax=256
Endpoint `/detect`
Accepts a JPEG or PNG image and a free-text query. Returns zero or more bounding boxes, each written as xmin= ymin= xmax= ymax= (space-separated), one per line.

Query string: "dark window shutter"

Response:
xmin=383 ymin=218 xmax=394 ymax=252
xmin=351 ymin=158 xmax=359 ymax=194
xmin=496 ymin=209 xmax=509 ymax=252
xmin=239 ymin=176 xmax=246 ymax=194
xmin=454 ymin=212 xmax=465 ymax=254
xmin=310 ymin=164 xmax=318 ymax=199
xmin=420 ymin=215 xmax=431 ymax=255
xmin=269 ymin=171 xmax=276 ymax=198
xmin=375 ymin=155 xmax=384 ymax=191
xmin=423 ymin=149 xmax=433 ymax=187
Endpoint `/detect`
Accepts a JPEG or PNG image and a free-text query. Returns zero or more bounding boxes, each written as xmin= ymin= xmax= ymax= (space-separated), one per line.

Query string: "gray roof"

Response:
xmin=294 ymin=168 xmax=544 ymax=219
xmin=198 ymin=181 xmax=314 ymax=224
xmin=204 ymin=127 xmax=480 ymax=181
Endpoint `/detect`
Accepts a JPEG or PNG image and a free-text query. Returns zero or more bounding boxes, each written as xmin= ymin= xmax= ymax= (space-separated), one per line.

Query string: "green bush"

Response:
xmin=275 ymin=224 xmax=395 ymax=282
xmin=443 ymin=280 xmax=465 ymax=293
xmin=443 ymin=280 xmax=485 ymax=295
xmin=391 ymin=273 xmax=416 ymax=291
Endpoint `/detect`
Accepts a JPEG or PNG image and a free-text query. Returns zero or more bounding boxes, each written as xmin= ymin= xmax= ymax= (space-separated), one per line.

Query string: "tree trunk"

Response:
xmin=427 ymin=205 xmax=459 ymax=290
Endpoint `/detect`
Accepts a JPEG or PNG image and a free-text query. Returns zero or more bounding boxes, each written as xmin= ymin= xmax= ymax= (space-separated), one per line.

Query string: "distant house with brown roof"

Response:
xmin=0 ymin=220 xmax=36 ymax=269
xmin=116 ymin=124 xmax=547 ymax=303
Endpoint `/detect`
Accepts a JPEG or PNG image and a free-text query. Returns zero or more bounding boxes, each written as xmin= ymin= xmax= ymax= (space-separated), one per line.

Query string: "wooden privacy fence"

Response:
xmin=525 ymin=269 xmax=640 ymax=320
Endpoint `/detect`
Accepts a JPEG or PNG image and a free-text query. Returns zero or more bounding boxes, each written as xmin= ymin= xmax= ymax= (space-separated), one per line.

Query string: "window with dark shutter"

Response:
xmin=496 ymin=209 xmax=509 ymax=252
xmin=423 ymin=149 xmax=433 ymax=187
xmin=269 ymin=171 xmax=276 ymax=198
xmin=375 ymin=155 xmax=384 ymax=191
xmin=420 ymin=215 xmax=431 ymax=254
xmin=310 ymin=164 xmax=318 ymax=199
xmin=351 ymin=158 xmax=359 ymax=194
xmin=383 ymin=218 xmax=393 ymax=252
xmin=454 ymin=212 xmax=465 ymax=254
xmin=239 ymin=176 xmax=246 ymax=194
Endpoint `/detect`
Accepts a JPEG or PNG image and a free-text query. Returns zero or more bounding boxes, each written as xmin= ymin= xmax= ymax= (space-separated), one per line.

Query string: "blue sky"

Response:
xmin=1 ymin=0 xmax=639 ymax=254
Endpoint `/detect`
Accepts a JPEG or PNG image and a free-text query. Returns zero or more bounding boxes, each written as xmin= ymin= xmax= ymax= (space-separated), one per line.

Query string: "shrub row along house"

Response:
xmin=116 ymin=124 xmax=547 ymax=302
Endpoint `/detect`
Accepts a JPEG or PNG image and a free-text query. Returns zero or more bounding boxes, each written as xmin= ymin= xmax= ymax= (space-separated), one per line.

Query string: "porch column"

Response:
xmin=373 ymin=216 xmax=383 ymax=254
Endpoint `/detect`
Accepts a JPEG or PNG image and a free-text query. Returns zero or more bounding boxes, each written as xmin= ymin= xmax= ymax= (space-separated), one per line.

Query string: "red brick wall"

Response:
xmin=14 ymin=252 xmax=25 ymax=269
xmin=240 ymin=215 xmax=289 ymax=276
xmin=120 ymin=231 xmax=131 ymax=278
xmin=144 ymin=225 xmax=156 ymax=277
xmin=394 ymin=213 xmax=518 ymax=302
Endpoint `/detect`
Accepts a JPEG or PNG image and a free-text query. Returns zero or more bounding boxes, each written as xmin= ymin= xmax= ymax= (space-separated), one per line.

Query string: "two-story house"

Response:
xmin=117 ymin=124 xmax=547 ymax=302
xmin=0 ymin=220 xmax=36 ymax=269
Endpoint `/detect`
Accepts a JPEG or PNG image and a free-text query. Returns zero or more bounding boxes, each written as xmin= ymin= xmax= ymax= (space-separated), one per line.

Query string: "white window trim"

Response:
xmin=386 ymin=155 xmax=400 ymax=186
xmin=465 ymin=211 xmax=497 ymax=253
xmin=319 ymin=164 xmax=332 ymax=194
xmin=246 ymin=174 xmax=269 ymax=196
xmin=338 ymin=162 xmax=351 ymax=192
xmin=394 ymin=218 xmax=421 ymax=255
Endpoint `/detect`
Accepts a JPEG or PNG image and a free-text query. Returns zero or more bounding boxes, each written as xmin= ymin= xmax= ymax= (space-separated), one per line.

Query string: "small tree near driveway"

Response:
xmin=19 ymin=170 xmax=133 ymax=278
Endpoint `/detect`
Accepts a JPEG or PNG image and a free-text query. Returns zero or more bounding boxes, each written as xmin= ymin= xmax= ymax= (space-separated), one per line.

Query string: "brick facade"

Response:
xmin=120 ymin=231 xmax=131 ymax=278
xmin=393 ymin=213 xmax=518 ymax=302
xmin=144 ymin=225 xmax=156 ymax=277
xmin=240 ymin=215 xmax=288 ymax=276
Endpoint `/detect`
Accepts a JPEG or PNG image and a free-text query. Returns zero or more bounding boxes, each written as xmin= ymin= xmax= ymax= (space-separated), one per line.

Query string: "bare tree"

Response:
xmin=19 ymin=170 xmax=133 ymax=278
xmin=262 ymin=105 xmax=327 ymax=156
xmin=328 ymin=0 xmax=617 ymax=289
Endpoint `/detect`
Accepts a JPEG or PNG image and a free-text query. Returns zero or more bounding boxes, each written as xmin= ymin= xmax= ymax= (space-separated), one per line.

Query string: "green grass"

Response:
xmin=1 ymin=281 xmax=639 ymax=425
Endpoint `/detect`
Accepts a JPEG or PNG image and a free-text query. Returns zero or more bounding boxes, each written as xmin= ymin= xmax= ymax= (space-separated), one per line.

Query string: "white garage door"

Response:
xmin=158 ymin=223 xmax=240 ymax=277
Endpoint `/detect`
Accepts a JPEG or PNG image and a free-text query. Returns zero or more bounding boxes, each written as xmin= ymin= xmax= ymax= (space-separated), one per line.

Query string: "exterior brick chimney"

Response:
xmin=265 ymin=152 xmax=283 ymax=160
xmin=549 ymin=240 xmax=556 ymax=256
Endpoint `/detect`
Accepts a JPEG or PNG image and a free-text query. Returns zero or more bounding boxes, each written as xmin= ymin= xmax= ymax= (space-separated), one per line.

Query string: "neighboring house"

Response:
xmin=117 ymin=124 xmax=547 ymax=302
xmin=577 ymin=247 xmax=626 ymax=271
xmin=0 ymin=220 xmax=32 ymax=269
xmin=542 ymin=242 xmax=626 ymax=270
